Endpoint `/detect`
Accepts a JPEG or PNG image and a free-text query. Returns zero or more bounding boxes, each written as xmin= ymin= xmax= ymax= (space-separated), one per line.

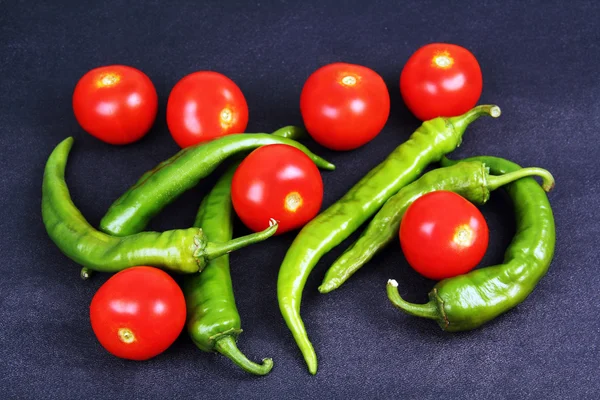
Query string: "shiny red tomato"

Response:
xmin=399 ymin=191 xmax=489 ymax=280
xmin=72 ymin=65 xmax=158 ymax=145
xmin=300 ymin=62 xmax=390 ymax=151
xmin=89 ymin=266 xmax=186 ymax=361
xmin=231 ymin=144 xmax=324 ymax=235
xmin=400 ymin=43 xmax=483 ymax=121
xmin=166 ymin=71 xmax=249 ymax=148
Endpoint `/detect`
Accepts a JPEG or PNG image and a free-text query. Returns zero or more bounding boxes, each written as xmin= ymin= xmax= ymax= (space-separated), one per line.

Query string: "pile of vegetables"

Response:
xmin=43 ymin=42 xmax=555 ymax=376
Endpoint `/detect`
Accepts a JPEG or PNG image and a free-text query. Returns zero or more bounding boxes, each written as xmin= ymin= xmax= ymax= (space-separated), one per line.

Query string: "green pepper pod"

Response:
xmin=184 ymin=162 xmax=273 ymax=375
xmin=182 ymin=126 xmax=307 ymax=375
xmin=276 ymin=105 xmax=501 ymax=374
xmin=319 ymin=161 xmax=554 ymax=293
xmin=100 ymin=129 xmax=335 ymax=237
xmin=387 ymin=155 xmax=556 ymax=331
xmin=42 ymin=137 xmax=278 ymax=274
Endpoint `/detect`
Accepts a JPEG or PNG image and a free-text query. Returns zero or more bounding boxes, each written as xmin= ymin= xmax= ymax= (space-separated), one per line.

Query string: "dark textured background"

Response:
xmin=1 ymin=0 xmax=598 ymax=398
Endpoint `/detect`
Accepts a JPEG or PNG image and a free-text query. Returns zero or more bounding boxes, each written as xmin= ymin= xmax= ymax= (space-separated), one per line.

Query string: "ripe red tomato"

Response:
xmin=72 ymin=65 xmax=158 ymax=145
xmin=400 ymin=43 xmax=483 ymax=121
xmin=300 ymin=62 xmax=390 ymax=151
xmin=231 ymin=144 xmax=324 ymax=235
xmin=399 ymin=191 xmax=489 ymax=280
xmin=166 ymin=71 xmax=249 ymax=148
xmin=89 ymin=266 xmax=186 ymax=361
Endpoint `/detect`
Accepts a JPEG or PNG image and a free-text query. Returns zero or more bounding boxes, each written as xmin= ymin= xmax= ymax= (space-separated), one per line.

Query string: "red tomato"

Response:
xmin=400 ymin=43 xmax=483 ymax=121
xmin=300 ymin=62 xmax=390 ymax=151
xmin=231 ymin=144 xmax=324 ymax=235
xmin=72 ymin=65 xmax=158 ymax=145
xmin=399 ymin=191 xmax=489 ymax=280
xmin=166 ymin=71 xmax=249 ymax=148
xmin=89 ymin=266 xmax=186 ymax=361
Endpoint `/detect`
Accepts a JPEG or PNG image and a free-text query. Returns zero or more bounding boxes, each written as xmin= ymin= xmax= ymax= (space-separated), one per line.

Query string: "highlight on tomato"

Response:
xmin=300 ymin=62 xmax=390 ymax=151
xmin=166 ymin=71 xmax=249 ymax=148
xmin=231 ymin=144 xmax=324 ymax=235
xmin=72 ymin=65 xmax=158 ymax=145
xmin=400 ymin=43 xmax=483 ymax=121
xmin=89 ymin=266 xmax=187 ymax=361
xmin=399 ymin=191 xmax=489 ymax=280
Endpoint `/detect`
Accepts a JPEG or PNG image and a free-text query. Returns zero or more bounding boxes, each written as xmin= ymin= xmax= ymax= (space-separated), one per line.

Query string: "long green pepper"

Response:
xmin=42 ymin=137 xmax=277 ymax=274
xmin=319 ymin=160 xmax=554 ymax=293
xmin=183 ymin=126 xmax=308 ymax=375
xmin=184 ymin=162 xmax=274 ymax=375
xmin=277 ymin=105 xmax=501 ymax=374
xmin=387 ymin=155 xmax=556 ymax=331
xmin=100 ymin=131 xmax=335 ymax=237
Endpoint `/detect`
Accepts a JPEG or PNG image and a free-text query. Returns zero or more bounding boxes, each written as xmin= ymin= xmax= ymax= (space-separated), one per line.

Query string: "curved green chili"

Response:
xmin=387 ymin=155 xmax=556 ymax=331
xmin=319 ymin=161 xmax=554 ymax=293
xmin=276 ymin=105 xmax=501 ymax=374
xmin=100 ymin=128 xmax=334 ymax=237
xmin=184 ymin=162 xmax=273 ymax=375
xmin=42 ymin=137 xmax=278 ymax=274
xmin=182 ymin=125 xmax=307 ymax=375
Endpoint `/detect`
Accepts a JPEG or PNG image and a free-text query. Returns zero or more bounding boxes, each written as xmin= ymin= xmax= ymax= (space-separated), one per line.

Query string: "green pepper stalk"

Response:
xmin=319 ymin=161 xmax=554 ymax=293
xmin=100 ymin=128 xmax=335 ymax=237
xmin=42 ymin=137 xmax=278 ymax=274
xmin=276 ymin=105 xmax=501 ymax=374
xmin=387 ymin=155 xmax=556 ymax=331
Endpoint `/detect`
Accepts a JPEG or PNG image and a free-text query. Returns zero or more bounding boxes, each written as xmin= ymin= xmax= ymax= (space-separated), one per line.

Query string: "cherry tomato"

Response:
xmin=231 ymin=144 xmax=324 ymax=235
xmin=72 ymin=65 xmax=158 ymax=145
xmin=166 ymin=71 xmax=249 ymax=148
xmin=400 ymin=43 xmax=483 ymax=121
xmin=300 ymin=62 xmax=390 ymax=151
xmin=89 ymin=266 xmax=186 ymax=361
xmin=399 ymin=191 xmax=489 ymax=280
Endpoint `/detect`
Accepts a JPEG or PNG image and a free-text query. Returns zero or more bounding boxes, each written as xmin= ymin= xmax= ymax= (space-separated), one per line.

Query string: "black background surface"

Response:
xmin=1 ymin=1 xmax=598 ymax=399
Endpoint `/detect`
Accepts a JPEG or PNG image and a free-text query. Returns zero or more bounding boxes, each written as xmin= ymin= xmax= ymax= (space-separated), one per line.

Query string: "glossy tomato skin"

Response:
xmin=399 ymin=191 xmax=489 ymax=280
xmin=231 ymin=144 xmax=324 ymax=235
xmin=72 ymin=65 xmax=158 ymax=145
xmin=400 ymin=43 xmax=483 ymax=121
xmin=166 ymin=71 xmax=249 ymax=148
xmin=89 ymin=266 xmax=186 ymax=361
xmin=300 ymin=62 xmax=390 ymax=151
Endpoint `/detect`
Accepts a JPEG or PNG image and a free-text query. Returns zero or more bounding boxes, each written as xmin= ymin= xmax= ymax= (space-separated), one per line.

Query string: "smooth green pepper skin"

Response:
xmin=387 ymin=156 xmax=556 ymax=332
xmin=276 ymin=105 xmax=501 ymax=374
xmin=183 ymin=162 xmax=273 ymax=375
xmin=182 ymin=125 xmax=305 ymax=375
xmin=320 ymin=161 xmax=554 ymax=293
xmin=100 ymin=129 xmax=335 ymax=237
xmin=42 ymin=137 xmax=278 ymax=274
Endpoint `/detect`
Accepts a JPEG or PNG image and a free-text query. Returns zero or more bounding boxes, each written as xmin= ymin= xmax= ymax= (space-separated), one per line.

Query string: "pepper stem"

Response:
xmin=487 ymin=167 xmax=555 ymax=192
xmin=214 ymin=335 xmax=273 ymax=375
xmin=80 ymin=267 xmax=93 ymax=280
xmin=448 ymin=105 xmax=501 ymax=136
xmin=386 ymin=280 xmax=438 ymax=319
xmin=204 ymin=220 xmax=279 ymax=261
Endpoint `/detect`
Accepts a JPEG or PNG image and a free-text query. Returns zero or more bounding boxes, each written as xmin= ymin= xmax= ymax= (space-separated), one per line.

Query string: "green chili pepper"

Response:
xmin=387 ymin=155 xmax=556 ymax=331
xmin=182 ymin=126 xmax=307 ymax=376
xmin=100 ymin=129 xmax=335 ymax=237
xmin=276 ymin=105 xmax=501 ymax=374
xmin=42 ymin=137 xmax=278 ymax=274
xmin=319 ymin=161 xmax=554 ymax=293
xmin=183 ymin=161 xmax=274 ymax=375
